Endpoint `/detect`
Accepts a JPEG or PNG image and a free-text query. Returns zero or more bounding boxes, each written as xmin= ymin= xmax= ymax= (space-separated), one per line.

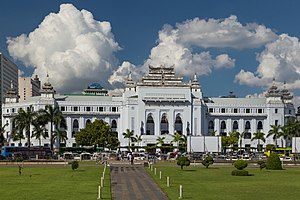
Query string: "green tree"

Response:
xmin=75 ymin=119 xmax=117 ymax=149
xmin=180 ymin=135 xmax=187 ymax=152
xmin=31 ymin=117 xmax=46 ymax=146
xmin=267 ymin=125 xmax=282 ymax=147
xmin=13 ymin=105 xmax=37 ymax=147
xmin=53 ymin=128 xmax=68 ymax=147
xmin=123 ymin=129 xmax=134 ymax=150
xmin=11 ymin=125 xmax=24 ymax=146
xmin=177 ymin=156 xmax=190 ymax=170
xmin=266 ymin=153 xmax=282 ymax=170
xmin=239 ymin=131 xmax=246 ymax=154
xmin=0 ymin=123 xmax=8 ymax=147
xmin=228 ymin=132 xmax=239 ymax=151
xmin=201 ymin=156 xmax=214 ymax=168
xmin=251 ymin=130 xmax=266 ymax=152
xmin=171 ymin=132 xmax=182 ymax=151
xmin=39 ymin=105 xmax=66 ymax=150
xmin=133 ymin=135 xmax=142 ymax=150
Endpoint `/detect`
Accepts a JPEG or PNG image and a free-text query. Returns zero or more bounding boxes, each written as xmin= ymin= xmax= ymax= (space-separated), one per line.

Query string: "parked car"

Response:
xmin=280 ymin=156 xmax=293 ymax=161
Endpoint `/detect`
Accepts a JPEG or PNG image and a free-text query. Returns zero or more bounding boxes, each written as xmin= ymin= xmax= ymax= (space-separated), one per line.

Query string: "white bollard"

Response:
xmin=97 ymin=185 xmax=102 ymax=199
xmin=154 ymin=168 xmax=157 ymax=175
xmin=167 ymin=176 xmax=170 ymax=187
xmin=179 ymin=185 xmax=183 ymax=199
xmin=159 ymin=171 xmax=162 ymax=179
xmin=148 ymin=163 xmax=151 ymax=169
xmin=101 ymin=177 xmax=104 ymax=187
xmin=151 ymin=165 xmax=153 ymax=171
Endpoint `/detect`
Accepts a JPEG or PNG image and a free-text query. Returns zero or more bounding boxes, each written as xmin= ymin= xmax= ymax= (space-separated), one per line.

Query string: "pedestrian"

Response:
xmin=128 ymin=153 xmax=132 ymax=164
xmin=130 ymin=153 xmax=134 ymax=165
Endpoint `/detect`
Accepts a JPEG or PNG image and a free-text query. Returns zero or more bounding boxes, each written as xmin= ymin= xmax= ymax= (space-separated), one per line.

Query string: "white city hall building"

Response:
xmin=2 ymin=65 xmax=295 ymax=152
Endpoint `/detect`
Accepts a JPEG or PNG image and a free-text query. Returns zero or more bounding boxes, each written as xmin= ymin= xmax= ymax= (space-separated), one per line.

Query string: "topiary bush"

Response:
xmin=266 ymin=153 xmax=282 ymax=170
xmin=234 ymin=160 xmax=248 ymax=170
xmin=177 ymin=156 xmax=190 ymax=170
xmin=257 ymin=160 xmax=266 ymax=170
xmin=201 ymin=156 xmax=214 ymax=168
xmin=71 ymin=160 xmax=79 ymax=171
xmin=231 ymin=170 xmax=249 ymax=176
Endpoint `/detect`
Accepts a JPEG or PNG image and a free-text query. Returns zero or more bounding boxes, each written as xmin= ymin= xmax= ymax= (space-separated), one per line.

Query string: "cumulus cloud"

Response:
xmin=235 ymin=34 xmax=300 ymax=90
xmin=7 ymin=4 xmax=120 ymax=92
xmin=110 ymin=15 xmax=276 ymax=85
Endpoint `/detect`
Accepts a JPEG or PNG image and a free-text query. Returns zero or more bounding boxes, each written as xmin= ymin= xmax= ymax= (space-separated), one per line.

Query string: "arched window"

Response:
xmin=111 ymin=119 xmax=117 ymax=128
xmin=174 ymin=115 xmax=183 ymax=135
xmin=208 ymin=121 xmax=214 ymax=130
xmin=86 ymin=119 xmax=91 ymax=127
xmin=233 ymin=121 xmax=238 ymax=130
xmin=160 ymin=114 xmax=169 ymax=135
xmin=72 ymin=119 xmax=79 ymax=138
xmin=245 ymin=121 xmax=251 ymax=130
xmin=257 ymin=121 xmax=263 ymax=130
xmin=146 ymin=114 xmax=155 ymax=135
xmin=220 ymin=121 xmax=226 ymax=129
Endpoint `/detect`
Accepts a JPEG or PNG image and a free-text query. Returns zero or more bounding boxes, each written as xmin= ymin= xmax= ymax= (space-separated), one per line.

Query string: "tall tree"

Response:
xmin=122 ymin=129 xmax=134 ymax=150
xmin=0 ymin=123 xmax=8 ymax=147
xmin=13 ymin=105 xmax=37 ymax=147
xmin=53 ymin=128 xmax=68 ymax=147
xmin=251 ymin=130 xmax=266 ymax=152
xmin=11 ymin=126 xmax=25 ymax=146
xmin=39 ymin=105 xmax=66 ymax=150
xmin=267 ymin=125 xmax=282 ymax=147
xmin=171 ymin=132 xmax=182 ymax=151
xmin=31 ymin=117 xmax=46 ymax=147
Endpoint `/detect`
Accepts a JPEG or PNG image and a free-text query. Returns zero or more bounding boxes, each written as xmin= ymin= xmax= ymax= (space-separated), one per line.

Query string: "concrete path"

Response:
xmin=110 ymin=163 xmax=169 ymax=200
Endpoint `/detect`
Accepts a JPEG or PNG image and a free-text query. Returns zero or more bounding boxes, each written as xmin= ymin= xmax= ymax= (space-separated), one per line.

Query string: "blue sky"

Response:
xmin=1 ymin=0 xmax=300 ymax=102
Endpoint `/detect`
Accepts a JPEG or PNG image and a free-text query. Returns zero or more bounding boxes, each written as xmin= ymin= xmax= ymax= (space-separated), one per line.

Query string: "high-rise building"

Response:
xmin=0 ymin=52 xmax=18 ymax=124
xmin=18 ymin=75 xmax=41 ymax=101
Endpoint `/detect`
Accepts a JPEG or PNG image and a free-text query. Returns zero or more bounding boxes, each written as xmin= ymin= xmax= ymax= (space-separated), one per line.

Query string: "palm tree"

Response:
xmin=156 ymin=136 xmax=166 ymax=153
xmin=11 ymin=125 xmax=25 ymax=146
xmin=31 ymin=117 xmax=46 ymax=146
xmin=39 ymin=105 xmax=66 ymax=150
xmin=0 ymin=123 xmax=8 ymax=147
xmin=180 ymin=135 xmax=187 ymax=152
xmin=171 ymin=132 xmax=182 ymax=151
xmin=251 ymin=130 xmax=266 ymax=152
xmin=133 ymin=134 xmax=142 ymax=151
xmin=239 ymin=131 xmax=246 ymax=155
xmin=123 ymin=129 xmax=134 ymax=150
xmin=267 ymin=125 xmax=282 ymax=147
xmin=13 ymin=105 xmax=37 ymax=147
xmin=53 ymin=128 xmax=68 ymax=147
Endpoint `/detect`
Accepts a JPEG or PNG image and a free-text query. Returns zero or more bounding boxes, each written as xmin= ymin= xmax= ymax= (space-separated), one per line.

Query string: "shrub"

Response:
xmin=266 ymin=153 xmax=282 ymax=170
xmin=234 ymin=160 xmax=248 ymax=170
xmin=266 ymin=144 xmax=276 ymax=151
xmin=177 ymin=156 xmax=190 ymax=170
xmin=15 ymin=157 xmax=24 ymax=163
xmin=257 ymin=160 xmax=266 ymax=170
xmin=201 ymin=156 xmax=214 ymax=168
xmin=71 ymin=161 xmax=79 ymax=170
xmin=231 ymin=170 xmax=249 ymax=176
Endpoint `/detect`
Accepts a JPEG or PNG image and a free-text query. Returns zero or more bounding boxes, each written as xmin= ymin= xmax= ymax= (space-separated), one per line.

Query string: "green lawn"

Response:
xmin=0 ymin=165 xmax=111 ymax=200
xmin=148 ymin=164 xmax=300 ymax=200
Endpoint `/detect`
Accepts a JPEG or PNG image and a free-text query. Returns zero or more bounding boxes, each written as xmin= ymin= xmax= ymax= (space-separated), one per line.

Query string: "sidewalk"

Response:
xmin=110 ymin=162 xmax=169 ymax=200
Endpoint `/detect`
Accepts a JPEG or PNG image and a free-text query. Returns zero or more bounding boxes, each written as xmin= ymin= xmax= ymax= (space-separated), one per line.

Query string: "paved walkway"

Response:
xmin=110 ymin=162 xmax=169 ymax=200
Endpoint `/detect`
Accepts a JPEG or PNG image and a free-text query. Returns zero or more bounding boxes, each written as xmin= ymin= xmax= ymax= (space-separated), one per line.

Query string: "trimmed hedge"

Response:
xmin=266 ymin=153 xmax=282 ymax=170
xmin=231 ymin=170 xmax=249 ymax=176
xmin=233 ymin=160 xmax=248 ymax=170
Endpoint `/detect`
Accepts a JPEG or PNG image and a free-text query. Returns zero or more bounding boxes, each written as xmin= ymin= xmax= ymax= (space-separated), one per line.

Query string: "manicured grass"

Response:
xmin=0 ymin=165 xmax=111 ymax=200
xmin=148 ymin=164 xmax=300 ymax=200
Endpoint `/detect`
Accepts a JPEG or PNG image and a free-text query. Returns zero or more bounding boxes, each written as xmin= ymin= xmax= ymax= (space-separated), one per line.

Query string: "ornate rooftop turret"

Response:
xmin=281 ymin=82 xmax=293 ymax=104
xmin=4 ymin=80 xmax=19 ymax=103
xmin=83 ymin=82 xmax=108 ymax=96
xmin=125 ymin=71 xmax=135 ymax=91
xmin=265 ymin=79 xmax=281 ymax=98
xmin=137 ymin=65 xmax=188 ymax=87
xmin=40 ymin=74 xmax=55 ymax=99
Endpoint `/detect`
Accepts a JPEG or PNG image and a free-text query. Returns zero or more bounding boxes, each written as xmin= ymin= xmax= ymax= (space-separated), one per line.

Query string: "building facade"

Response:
xmin=1 ymin=65 xmax=295 ymax=151
xmin=0 ymin=52 xmax=18 ymax=123
xmin=18 ymin=75 xmax=41 ymax=102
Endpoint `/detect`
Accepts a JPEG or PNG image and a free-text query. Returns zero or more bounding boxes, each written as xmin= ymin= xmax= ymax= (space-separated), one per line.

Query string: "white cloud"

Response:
xmin=235 ymin=34 xmax=300 ymax=90
xmin=110 ymin=15 xmax=276 ymax=85
xmin=7 ymin=4 xmax=120 ymax=93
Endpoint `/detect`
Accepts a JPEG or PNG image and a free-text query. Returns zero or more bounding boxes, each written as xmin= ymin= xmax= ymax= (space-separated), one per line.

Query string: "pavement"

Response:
xmin=110 ymin=161 xmax=169 ymax=200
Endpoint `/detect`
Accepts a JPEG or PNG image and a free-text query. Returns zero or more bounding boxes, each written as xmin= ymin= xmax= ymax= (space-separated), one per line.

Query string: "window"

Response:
xmin=245 ymin=121 xmax=251 ymax=130
xmin=131 ymin=117 xmax=135 ymax=131
xmin=233 ymin=121 xmax=238 ymax=130
xmin=72 ymin=119 xmax=79 ymax=137
xmin=73 ymin=106 xmax=78 ymax=111
xmin=275 ymin=109 xmax=278 ymax=113
xmin=160 ymin=114 xmax=169 ymax=135
xmin=221 ymin=121 xmax=226 ymax=129
xmin=208 ymin=121 xmax=214 ymax=130
xmin=112 ymin=107 xmax=117 ymax=112
xmin=111 ymin=120 xmax=117 ymax=129
xmin=86 ymin=107 xmax=91 ymax=112
xmin=221 ymin=108 xmax=226 ymax=113
xmin=209 ymin=108 xmax=213 ymax=113
xmin=174 ymin=115 xmax=183 ymax=135
xmin=234 ymin=108 xmax=238 ymax=113
xmin=289 ymin=110 xmax=291 ymax=114
xmin=146 ymin=114 xmax=154 ymax=135
xmin=258 ymin=109 xmax=263 ymax=113
xmin=275 ymin=120 xmax=278 ymax=126
xmin=60 ymin=106 xmax=65 ymax=111
xmin=86 ymin=119 xmax=91 ymax=127
xmin=99 ymin=107 xmax=104 ymax=112
xmin=246 ymin=109 xmax=250 ymax=113
xmin=257 ymin=121 xmax=263 ymax=130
